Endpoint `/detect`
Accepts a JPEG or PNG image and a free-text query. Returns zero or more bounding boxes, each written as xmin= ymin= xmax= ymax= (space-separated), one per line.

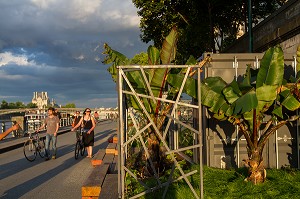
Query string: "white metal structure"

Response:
xmin=117 ymin=64 xmax=204 ymax=199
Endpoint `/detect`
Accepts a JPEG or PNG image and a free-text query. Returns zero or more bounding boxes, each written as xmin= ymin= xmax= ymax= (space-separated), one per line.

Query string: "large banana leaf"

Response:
xmin=280 ymin=90 xmax=300 ymax=111
xmin=102 ymin=43 xmax=130 ymax=82
xmin=256 ymin=47 xmax=284 ymax=88
xmin=160 ymin=27 xmax=178 ymax=64
xmin=103 ymin=27 xmax=179 ymax=121
xmin=148 ymin=45 xmax=160 ymax=65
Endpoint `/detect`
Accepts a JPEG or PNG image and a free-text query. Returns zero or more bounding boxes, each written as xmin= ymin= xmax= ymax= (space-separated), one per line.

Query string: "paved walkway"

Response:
xmin=0 ymin=120 xmax=119 ymax=199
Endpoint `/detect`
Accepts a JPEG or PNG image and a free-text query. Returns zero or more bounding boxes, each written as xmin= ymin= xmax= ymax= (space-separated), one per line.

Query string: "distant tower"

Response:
xmin=32 ymin=92 xmax=49 ymax=109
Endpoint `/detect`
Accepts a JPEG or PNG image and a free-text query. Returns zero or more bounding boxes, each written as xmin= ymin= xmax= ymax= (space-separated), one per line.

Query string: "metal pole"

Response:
xmin=248 ymin=0 xmax=253 ymax=52
xmin=275 ymin=121 xmax=279 ymax=169
xmin=293 ymin=56 xmax=299 ymax=168
xmin=198 ymin=66 xmax=203 ymax=199
xmin=117 ymin=67 xmax=124 ymax=198
xmin=233 ymin=56 xmax=240 ymax=167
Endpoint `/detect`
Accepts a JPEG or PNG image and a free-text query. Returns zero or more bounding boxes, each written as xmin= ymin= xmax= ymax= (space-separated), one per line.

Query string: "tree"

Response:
xmin=1 ymin=100 xmax=9 ymax=109
xmin=63 ymin=103 xmax=76 ymax=108
xmin=103 ymin=27 xmax=202 ymax=183
xmin=103 ymin=23 xmax=300 ymax=186
xmin=15 ymin=101 xmax=25 ymax=108
xmin=26 ymin=102 xmax=37 ymax=108
xmin=168 ymin=45 xmax=300 ymax=184
xmin=132 ymin=0 xmax=286 ymax=62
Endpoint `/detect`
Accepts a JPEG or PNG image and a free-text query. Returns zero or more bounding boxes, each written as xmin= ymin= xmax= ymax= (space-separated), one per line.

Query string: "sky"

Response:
xmin=0 ymin=0 xmax=150 ymax=108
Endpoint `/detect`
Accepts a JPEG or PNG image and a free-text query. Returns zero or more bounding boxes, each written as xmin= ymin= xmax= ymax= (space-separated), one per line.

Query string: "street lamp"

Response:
xmin=248 ymin=0 xmax=253 ymax=52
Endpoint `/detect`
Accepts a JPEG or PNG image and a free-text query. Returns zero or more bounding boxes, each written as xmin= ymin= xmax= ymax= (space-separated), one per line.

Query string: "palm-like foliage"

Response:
xmin=103 ymin=27 xmax=201 ymax=180
xmin=170 ymin=46 xmax=300 ymax=184
xmin=103 ymin=24 xmax=300 ymax=186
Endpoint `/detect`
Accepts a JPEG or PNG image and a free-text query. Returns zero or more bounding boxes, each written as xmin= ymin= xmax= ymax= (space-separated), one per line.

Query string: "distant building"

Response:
xmin=32 ymin=92 xmax=49 ymax=109
xmin=50 ymin=98 xmax=60 ymax=108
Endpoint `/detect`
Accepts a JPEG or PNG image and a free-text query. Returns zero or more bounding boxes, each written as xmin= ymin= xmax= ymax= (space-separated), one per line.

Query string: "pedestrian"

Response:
xmin=72 ymin=111 xmax=82 ymax=140
xmin=37 ymin=107 xmax=60 ymax=160
xmin=54 ymin=108 xmax=62 ymax=120
xmin=71 ymin=108 xmax=96 ymax=158
xmin=94 ymin=111 xmax=99 ymax=123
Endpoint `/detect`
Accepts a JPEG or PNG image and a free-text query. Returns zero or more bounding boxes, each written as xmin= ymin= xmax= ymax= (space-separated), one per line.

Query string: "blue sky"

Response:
xmin=0 ymin=0 xmax=149 ymax=108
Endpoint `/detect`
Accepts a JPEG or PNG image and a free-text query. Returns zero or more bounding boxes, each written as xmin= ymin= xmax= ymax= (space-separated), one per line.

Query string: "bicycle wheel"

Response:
xmin=38 ymin=139 xmax=46 ymax=158
xmin=75 ymin=141 xmax=80 ymax=159
xmin=23 ymin=139 xmax=37 ymax=162
xmin=80 ymin=143 xmax=86 ymax=156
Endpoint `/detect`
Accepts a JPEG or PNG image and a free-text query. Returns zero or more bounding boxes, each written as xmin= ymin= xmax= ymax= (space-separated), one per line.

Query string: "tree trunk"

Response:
xmin=243 ymin=150 xmax=266 ymax=184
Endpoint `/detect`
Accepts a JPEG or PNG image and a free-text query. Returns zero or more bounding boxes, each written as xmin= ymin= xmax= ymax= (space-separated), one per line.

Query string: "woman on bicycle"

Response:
xmin=71 ymin=108 xmax=96 ymax=158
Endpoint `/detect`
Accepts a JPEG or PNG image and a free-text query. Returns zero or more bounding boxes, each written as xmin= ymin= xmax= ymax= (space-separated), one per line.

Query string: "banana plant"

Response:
xmin=103 ymin=27 xmax=199 ymax=176
xmin=168 ymin=45 xmax=300 ymax=184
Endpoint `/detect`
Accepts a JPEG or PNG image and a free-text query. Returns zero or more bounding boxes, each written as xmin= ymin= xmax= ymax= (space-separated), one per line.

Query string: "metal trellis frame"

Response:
xmin=117 ymin=64 xmax=204 ymax=199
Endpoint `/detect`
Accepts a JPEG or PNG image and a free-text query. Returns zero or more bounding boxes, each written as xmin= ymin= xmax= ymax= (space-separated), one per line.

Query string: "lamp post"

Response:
xmin=248 ymin=0 xmax=253 ymax=52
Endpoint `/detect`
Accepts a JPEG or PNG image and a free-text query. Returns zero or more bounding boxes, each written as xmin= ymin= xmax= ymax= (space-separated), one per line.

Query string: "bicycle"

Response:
xmin=23 ymin=131 xmax=46 ymax=162
xmin=74 ymin=129 xmax=86 ymax=159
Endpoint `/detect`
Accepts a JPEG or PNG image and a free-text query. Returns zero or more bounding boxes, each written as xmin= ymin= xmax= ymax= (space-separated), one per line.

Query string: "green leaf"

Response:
xmin=234 ymin=89 xmax=258 ymax=114
xmin=167 ymin=73 xmax=197 ymax=98
xmin=160 ymin=26 xmax=178 ymax=64
xmin=256 ymin=46 xmax=284 ymax=88
xmin=147 ymin=45 xmax=160 ymax=65
xmin=281 ymin=94 xmax=300 ymax=111
xmin=256 ymin=84 xmax=277 ymax=112
xmin=222 ymin=80 xmax=241 ymax=104
xmin=272 ymin=106 xmax=283 ymax=118
xmin=102 ymin=43 xmax=130 ymax=82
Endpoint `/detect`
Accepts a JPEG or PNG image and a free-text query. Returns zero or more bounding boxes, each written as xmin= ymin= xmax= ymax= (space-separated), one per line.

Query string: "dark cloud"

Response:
xmin=0 ymin=0 xmax=150 ymax=108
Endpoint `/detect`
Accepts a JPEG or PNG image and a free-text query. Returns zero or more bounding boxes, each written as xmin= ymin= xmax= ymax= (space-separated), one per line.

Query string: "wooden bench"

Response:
xmin=91 ymin=149 xmax=106 ymax=167
xmin=82 ymin=164 xmax=110 ymax=199
xmin=105 ymin=143 xmax=117 ymax=154
xmin=98 ymin=174 xmax=118 ymax=199
xmin=82 ymin=143 xmax=118 ymax=198
xmin=108 ymin=136 xmax=118 ymax=144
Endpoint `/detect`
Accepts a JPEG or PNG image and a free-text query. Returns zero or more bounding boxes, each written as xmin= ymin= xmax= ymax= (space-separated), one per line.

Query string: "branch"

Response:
xmin=259 ymin=116 xmax=299 ymax=149
xmin=260 ymin=119 xmax=273 ymax=135
xmin=234 ymin=118 xmax=254 ymax=150
xmin=253 ymin=109 xmax=258 ymax=148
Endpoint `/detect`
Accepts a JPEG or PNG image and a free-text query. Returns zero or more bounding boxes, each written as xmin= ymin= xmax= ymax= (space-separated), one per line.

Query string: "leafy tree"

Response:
xmin=132 ymin=0 xmax=286 ymax=62
xmin=15 ymin=101 xmax=25 ymax=108
xmin=8 ymin=102 xmax=17 ymax=109
xmin=63 ymin=103 xmax=76 ymax=108
xmin=26 ymin=102 xmax=37 ymax=108
xmin=1 ymin=100 xmax=9 ymax=109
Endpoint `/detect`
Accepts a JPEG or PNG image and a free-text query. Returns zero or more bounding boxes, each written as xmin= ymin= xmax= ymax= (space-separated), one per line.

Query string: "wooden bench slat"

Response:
xmin=82 ymin=164 xmax=110 ymax=197
xmin=106 ymin=143 xmax=117 ymax=154
xmin=91 ymin=149 xmax=106 ymax=166
xmin=98 ymin=174 xmax=118 ymax=199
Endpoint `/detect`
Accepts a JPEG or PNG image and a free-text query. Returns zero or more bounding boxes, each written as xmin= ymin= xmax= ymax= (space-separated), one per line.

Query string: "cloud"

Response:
xmin=0 ymin=52 xmax=36 ymax=66
xmin=0 ymin=0 xmax=149 ymax=108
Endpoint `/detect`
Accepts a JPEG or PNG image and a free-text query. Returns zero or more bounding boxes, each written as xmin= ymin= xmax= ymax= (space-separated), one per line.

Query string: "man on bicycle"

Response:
xmin=37 ymin=107 xmax=60 ymax=160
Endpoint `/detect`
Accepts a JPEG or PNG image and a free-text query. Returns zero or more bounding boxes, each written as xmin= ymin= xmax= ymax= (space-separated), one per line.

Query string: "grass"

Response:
xmin=127 ymin=165 xmax=300 ymax=199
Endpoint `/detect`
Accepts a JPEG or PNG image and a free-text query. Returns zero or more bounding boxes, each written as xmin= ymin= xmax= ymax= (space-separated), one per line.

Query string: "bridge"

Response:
xmin=0 ymin=120 xmax=118 ymax=198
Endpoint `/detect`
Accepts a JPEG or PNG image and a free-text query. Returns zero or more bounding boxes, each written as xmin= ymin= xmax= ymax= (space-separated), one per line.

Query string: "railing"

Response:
xmin=0 ymin=116 xmax=73 ymax=140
